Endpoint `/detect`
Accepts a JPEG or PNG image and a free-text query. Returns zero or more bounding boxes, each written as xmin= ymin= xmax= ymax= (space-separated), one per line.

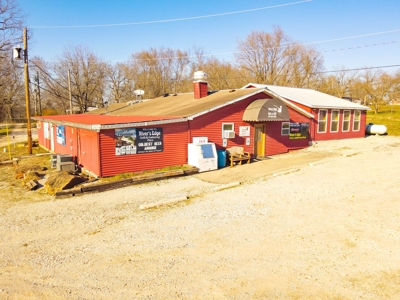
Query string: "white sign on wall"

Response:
xmin=239 ymin=126 xmax=250 ymax=137
xmin=192 ymin=137 xmax=208 ymax=144
xmin=43 ymin=122 xmax=49 ymax=139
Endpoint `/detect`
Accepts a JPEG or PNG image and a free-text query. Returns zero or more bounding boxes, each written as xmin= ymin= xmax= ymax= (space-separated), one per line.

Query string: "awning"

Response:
xmin=243 ymin=98 xmax=290 ymax=121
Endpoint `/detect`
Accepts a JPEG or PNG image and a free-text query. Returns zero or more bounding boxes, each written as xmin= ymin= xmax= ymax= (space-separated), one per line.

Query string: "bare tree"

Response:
xmin=316 ymin=68 xmax=357 ymax=98
xmin=128 ymin=47 xmax=191 ymax=98
xmin=106 ymin=62 xmax=135 ymax=103
xmin=37 ymin=46 xmax=108 ymax=113
xmin=235 ymin=27 xmax=324 ymax=87
xmin=0 ymin=0 xmax=26 ymax=121
xmin=0 ymin=57 xmax=24 ymax=121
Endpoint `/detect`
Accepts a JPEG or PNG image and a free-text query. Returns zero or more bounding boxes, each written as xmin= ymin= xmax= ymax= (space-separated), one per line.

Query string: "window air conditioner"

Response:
xmin=224 ymin=131 xmax=235 ymax=139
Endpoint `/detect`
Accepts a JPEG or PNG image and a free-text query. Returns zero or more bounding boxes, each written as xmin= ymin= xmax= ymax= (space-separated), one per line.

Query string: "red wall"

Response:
xmin=98 ymin=122 xmax=189 ymax=177
xmin=189 ymin=94 xmax=272 ymax=153
xmin=265 ymin=108 xmax=311 ymax=156
xmin=189 ymin=94 xmax=311 ymax=157
xmin=311 ymin=109 xmax=367 ymax=141
xmin=77 ymin=128 xmax=100 ymax=175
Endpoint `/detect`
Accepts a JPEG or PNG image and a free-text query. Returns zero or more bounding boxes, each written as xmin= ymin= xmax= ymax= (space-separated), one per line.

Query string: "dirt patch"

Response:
xmin=1 ymin=136 xmax=400 ymax=299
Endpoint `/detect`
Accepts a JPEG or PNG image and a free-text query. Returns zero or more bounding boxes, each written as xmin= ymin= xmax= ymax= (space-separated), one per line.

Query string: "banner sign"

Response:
xmin=56 ymin=125 xmax=66 ymax=146
xmin=136 ymin=128 xmax=163 ymax=154
xmin=289 ymin=123 xmax=309 ymax=140
xmin=115 ymin=127 xmax=163 ymax=155
xmin=115 ymin=128 xmax=137 ymax=155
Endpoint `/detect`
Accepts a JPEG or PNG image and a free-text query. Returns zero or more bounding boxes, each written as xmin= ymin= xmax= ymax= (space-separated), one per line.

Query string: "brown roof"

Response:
xmin=87 ymin=89 xmax=264 ymax=117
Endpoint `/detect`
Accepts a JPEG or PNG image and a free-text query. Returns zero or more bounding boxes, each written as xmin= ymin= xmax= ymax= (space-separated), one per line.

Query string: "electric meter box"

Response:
xmin=188 ymin=142 xmax=218 ymax=172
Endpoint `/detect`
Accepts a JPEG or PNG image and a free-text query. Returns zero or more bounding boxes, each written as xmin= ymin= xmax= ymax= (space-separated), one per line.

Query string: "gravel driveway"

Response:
xmin=1 ymin=135 xmax=400 ymax=299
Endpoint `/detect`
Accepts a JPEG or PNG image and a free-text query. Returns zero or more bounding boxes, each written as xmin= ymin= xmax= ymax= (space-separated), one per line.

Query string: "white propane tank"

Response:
xmin=366 ymin=123 xmax=387 ymax=135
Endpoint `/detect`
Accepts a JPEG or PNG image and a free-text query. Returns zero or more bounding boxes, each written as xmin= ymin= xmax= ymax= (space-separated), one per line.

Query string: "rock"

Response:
xmin=44 ymin=171 xmax=86 ymax=195
xmin=25 ymin=180 xmax=38 ymax=191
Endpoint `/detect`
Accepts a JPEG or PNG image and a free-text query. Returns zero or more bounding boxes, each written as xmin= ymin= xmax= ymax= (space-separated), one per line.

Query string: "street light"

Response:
xmin=12 ymin=27 xmax=32 ymax=155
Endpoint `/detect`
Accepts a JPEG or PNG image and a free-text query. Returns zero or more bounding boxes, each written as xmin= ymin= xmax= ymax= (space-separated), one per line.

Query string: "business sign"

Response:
xmin=136 ymin=128 xmax=163 ymax=154
xmin=289 ymin=123 xmax=309 ymax=140
xmin=56 ymin=125 xmax=66 ymax=146
xmin=115 ymin=127 xmax=163 ymax=155
xmin=44 ymin=122 xmax=49 ymax=139
xmin=115 ymin=128 xmax=137 ymax=155
xmin=239 ymin=126 xmax=250 ymax=137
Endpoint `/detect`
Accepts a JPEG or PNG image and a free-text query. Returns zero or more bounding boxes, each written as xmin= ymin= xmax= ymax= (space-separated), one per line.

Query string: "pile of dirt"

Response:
xmin=44 ymin=171 xmax=87 ymax=195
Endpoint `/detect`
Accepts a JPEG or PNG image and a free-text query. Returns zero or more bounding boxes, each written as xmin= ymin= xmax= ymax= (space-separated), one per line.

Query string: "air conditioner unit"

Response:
xmin=224 ymin=131 xmax=235 ymax=139
xmin=57 ymin=154 xmax=73 ymax=164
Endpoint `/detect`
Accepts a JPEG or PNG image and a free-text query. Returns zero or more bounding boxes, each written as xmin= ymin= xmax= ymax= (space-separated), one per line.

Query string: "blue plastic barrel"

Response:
xmin=217 ymin=150 xmax=227 ymax=168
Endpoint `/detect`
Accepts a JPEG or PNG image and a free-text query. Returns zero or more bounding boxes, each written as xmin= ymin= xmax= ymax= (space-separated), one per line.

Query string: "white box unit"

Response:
xmin=57 ymin=154 xmax=73 ymax=164
xmin=188 ymin=143 xmax=218 ymax=172
xmin=57 ymin=161 xmax=76 ymax=172
xmin=50 ymin=154 xmax=57 ymax=169
xmin=224 ymin=131 xmax=235 ymax=139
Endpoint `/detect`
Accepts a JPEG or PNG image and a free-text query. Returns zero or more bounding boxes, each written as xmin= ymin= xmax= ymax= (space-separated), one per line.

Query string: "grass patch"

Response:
xmin=367 ymin=105 xmax=400 ymax=136
xmin=0 ymin=141 xmax=49 ymax=162
xmin=0 ymin=125 xmax=17 ymax=136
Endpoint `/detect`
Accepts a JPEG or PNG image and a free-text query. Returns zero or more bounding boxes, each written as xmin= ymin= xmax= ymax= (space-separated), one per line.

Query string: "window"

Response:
xmin=343 ymin=110 xmax=350 ymax=132
xmin=318 ymin=109 xmax=328 ymax=133
xmin=353 ymin=110 xmax=361 ymax=131
xmin=222 ymin=123 xmax=235 ymax=139
xmin=330 ymin=110 xmax=340 ymax=132
xmin=281 ymin=122 xmax=290 ymax=135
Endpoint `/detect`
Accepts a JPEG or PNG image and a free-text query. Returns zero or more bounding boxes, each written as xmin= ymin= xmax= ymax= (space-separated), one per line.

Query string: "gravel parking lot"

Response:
xmin=1 ymin=135 xmax=400 ymax=299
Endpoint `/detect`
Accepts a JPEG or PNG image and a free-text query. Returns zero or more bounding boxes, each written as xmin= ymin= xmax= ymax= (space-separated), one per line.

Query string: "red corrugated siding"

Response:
xmin=78 ymin=129 xmax=101 ymax=176
xmin=189 ymin=94 xmax=273 ymax=153
xmin=286 ymin=100 xmax=313 ymax=113
xmin=99 ymin=122 xmax=188 ymax=177
xmin=265 ymin=107 xmax=311 ymax=156
xmin=313 ymin=109 xmax=366 ymax=141
xmin=190 ymin=94 xmax=312 ymax=157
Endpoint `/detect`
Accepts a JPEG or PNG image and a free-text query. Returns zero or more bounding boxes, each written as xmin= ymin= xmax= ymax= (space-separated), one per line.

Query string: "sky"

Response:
xmin=16 ymin=0 xmax=400 ymax=73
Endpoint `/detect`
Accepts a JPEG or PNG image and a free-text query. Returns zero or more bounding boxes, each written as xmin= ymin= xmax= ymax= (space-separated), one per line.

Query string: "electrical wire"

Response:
xmin=29 ymin=0 xmax=312 ymax=29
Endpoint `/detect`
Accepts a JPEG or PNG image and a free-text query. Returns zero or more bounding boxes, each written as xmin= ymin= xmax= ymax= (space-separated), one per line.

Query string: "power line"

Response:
xmin=322 ymin=40 xmax=399 ymax=53
xmin=29 ymin=0 xmax=312 ymax=29
xmin=319 ymin=64 xmax=400 ymax=74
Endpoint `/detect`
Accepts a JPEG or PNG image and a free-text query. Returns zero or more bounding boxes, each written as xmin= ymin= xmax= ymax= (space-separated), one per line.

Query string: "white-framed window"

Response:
xmin=353 ymin=110 xmax=361 ymax=131
xmin=343 ymin=110 xmax=351 ymax=132
xmin=318 ymin=109 xmax=328 ymax=133
xmin=222 ymin=123 xmax=235 ymax=139
xmin=281 ymin=122 xmax=290 ymax=135
xmin=330 ymin=110 xmax=340 ymax=133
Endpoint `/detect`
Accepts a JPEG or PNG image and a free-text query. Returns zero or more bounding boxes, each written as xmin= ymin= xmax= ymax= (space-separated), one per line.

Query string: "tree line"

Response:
xmin=1 ymin=0 xmax=399 ymax=122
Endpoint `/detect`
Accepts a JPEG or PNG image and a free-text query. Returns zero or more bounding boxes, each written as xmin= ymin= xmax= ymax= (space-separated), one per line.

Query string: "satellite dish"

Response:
xmin=134 ymin=89 xmax=145 ymax=96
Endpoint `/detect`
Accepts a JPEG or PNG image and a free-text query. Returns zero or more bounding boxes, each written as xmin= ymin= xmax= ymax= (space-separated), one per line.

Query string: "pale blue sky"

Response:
xmin=18 ymin=0 xmax=400 ymax=72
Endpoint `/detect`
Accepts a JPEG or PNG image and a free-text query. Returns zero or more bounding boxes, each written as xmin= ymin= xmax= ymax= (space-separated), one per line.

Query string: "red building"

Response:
xmin=33 ymin=80 xmax=369 ymax=177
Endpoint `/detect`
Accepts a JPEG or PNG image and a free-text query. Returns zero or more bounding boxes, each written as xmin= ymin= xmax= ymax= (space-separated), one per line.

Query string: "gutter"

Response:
xmin=187 ymin=89 xmax=272 ymax=120
xmin=32 ymin=116 xmax=188 ymax=131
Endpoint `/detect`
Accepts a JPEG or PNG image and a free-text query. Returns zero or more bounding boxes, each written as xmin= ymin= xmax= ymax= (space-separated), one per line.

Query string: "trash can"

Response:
xmin=217 ymin=150 xmax=227 ymax=168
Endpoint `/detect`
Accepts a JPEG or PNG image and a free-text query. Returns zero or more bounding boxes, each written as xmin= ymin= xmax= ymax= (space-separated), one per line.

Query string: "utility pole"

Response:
xmin=35 ymin=71 xmax=42 ymax=116
xmin=23 ymin=27 xmax=32 ymax=155
xmin=68 ymin=70 xmax=73 ymax=114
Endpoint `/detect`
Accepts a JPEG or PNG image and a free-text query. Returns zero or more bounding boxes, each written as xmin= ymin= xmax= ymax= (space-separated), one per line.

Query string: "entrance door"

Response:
xmin=254 ymin=124 xmax=265 ymax=158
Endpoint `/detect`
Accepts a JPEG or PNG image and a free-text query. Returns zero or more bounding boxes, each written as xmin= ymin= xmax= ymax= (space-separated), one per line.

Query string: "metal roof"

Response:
xmin=33 ymin=114 xmax=186 ymax=131
xmin=87 ymin=89 xmax=264 ymax=117
xmin=242 ymin=83 xmax=370 ymax=110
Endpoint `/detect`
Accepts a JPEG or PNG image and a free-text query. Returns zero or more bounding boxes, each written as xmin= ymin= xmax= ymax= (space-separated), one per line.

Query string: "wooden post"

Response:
xmin=23 ymin=27 xmax=32 ymax=155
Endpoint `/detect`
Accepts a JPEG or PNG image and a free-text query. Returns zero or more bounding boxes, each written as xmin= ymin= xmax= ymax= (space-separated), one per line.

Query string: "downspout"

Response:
xmin=187 ymin=120 xmax=191 ymax=163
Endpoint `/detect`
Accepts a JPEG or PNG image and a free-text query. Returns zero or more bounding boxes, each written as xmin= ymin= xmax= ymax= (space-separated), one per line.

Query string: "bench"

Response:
xmin=226 ymin=146 xmax=251 ymax=167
